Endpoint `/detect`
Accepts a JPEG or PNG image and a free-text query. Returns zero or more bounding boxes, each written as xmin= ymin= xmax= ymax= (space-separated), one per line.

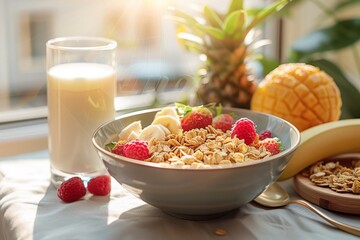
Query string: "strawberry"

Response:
xmin=231 ymin=118 xmax=257 ymax=145
xmin=213 ymin=114 xmax=235 ymax=132
xmin=259 ymin=130 xmax=272 ymax=140
xmin=177 ymin=104 xmax=213 ymax=131
xmin=258 ymin=138 xmax=281 ymax=156
xmin=123 ymin=139 xmax=150 ymax=160
xmin=57 ymin=177 xmax=86 ymax=203
xmin=87 ymin=175 xmax=111 ymax=196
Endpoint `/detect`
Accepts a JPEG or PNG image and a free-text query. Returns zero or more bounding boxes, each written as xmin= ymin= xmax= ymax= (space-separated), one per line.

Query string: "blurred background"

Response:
xmin=0 ymin=0 xmax=359 ymax=123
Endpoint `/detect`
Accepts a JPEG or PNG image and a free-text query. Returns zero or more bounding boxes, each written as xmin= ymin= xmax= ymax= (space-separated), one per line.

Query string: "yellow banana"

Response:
xmin=118 ymin=121 xmax=142 ymax=141
xmin=154 ymin=107 xmax=180 ymax=121
xmin=138 ymin=124 xmax=167 ymax=141
xmin=157 ymin=124 xmax=171 ymax=135
xmin=278 ymin=119 xmax=360 ymax=181
xmin=127 ymin=131 xmax=139 ymax=141
xmin=152 ymin=115 xmax=181 ymax=134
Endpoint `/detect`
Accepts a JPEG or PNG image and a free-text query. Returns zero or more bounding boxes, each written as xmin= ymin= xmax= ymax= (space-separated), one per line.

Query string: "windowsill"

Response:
xmin=0 ymin=106 xmax=48 ymax=124
xmin=0 ymin=92 xmax=185 ymax=158
xmin=0 ymin=118 xmax=48 ymax=158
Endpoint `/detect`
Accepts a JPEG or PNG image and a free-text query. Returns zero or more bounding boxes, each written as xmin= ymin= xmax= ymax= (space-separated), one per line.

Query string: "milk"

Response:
xmin=47 ymin=63 xmax=116 ymax=173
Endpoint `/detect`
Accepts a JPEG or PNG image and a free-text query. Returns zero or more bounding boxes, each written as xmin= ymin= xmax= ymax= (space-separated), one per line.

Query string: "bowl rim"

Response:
xmin=92 ymin=107 xmax=301 ymax=171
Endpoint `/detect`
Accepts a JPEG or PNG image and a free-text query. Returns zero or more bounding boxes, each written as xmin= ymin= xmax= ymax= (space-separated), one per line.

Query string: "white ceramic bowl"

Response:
xmin=92 ymin=108 xmax=300 ymax=219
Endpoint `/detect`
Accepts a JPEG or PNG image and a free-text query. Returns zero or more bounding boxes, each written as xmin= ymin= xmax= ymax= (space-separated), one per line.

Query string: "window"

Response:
xmin=0 ymin=0 xmax=201 ymax=124
xmin=0 ymin=0 xmax=282 ymax=157
xmin=0 ymin=0 xmax=280 ymax=124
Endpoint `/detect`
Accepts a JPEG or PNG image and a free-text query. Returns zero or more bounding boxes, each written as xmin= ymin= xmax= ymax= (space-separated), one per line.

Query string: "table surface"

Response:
xmin=0 ymin=151 xmax=359 ymax=240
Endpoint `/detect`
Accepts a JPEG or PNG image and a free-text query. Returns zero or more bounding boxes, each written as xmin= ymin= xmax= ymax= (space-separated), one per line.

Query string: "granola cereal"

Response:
xmin=146 ymin=125 xmax=272 ymax=168
xmin=302 ymin=159 xmax=360 ymax=194
xmin=109 ymin=105 xmax=284 ymax=169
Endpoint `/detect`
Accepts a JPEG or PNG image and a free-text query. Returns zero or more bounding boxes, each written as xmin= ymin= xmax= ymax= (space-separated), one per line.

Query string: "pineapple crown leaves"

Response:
xmin=171 ymin=0 xmax=290 ymax=53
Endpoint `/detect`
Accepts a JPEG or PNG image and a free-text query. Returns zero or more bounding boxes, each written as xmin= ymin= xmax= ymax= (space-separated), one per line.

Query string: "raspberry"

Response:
xmin=123 ymin=139 xmax=150 ymax=160
xmin=258 ymin=138 xmax=281 ymax=156
xmin=259 ymin=130 xmax=272 ymax=140
xmin=87 ymin=175 xmax=111 ymax=196
xmin=57 ymin=177 xmax=86 ymax=203
xmin=231 ymin=118 xmax=257 ymax=145
xmin=213 ymin=114 xmax=235 ymax=132
xmin=112 ymin=143 xmax=124 ymax=155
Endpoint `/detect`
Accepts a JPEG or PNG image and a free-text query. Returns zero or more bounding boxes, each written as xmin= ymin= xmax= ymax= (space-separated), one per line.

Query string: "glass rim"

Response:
xmin=46 ymin=36 xmax=117 ymax=51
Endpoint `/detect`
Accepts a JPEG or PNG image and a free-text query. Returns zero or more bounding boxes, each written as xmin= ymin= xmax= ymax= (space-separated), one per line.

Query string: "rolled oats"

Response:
xmin=303 ymin=159 xmax=360 ymax=194
xmin=145 ymin=126 xmax=272 ymax=168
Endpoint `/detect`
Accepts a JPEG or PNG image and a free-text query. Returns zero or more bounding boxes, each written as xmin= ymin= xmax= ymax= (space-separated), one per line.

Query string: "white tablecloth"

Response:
xmin=0 ymin=154 xmax=359 ymax=240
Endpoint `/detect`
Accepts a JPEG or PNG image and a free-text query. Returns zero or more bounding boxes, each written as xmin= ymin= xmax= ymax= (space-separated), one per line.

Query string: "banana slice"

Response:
xmin=118 ymin=121 xmax=142 ymax=141
xmin=127 ymin=131 xmax=139 ymax=141
xmin=152 ymin=115 xmax=181 ymax=134
xmin=154 ymin=107 xmax=180 ymax=121
xmin=157 ymin=124 xmax=171 ymax=136
xmin=138 ymin=124 xmax=166 ymax=141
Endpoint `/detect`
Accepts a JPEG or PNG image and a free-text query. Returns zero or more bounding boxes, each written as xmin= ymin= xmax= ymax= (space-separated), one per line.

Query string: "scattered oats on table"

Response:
xmin=302 ymin=159 xmax=360 ymax=194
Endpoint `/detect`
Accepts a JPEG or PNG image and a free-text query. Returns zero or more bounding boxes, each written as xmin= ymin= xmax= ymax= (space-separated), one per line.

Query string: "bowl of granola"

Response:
xmin=92 ymin=105 xmax=300 ymax=219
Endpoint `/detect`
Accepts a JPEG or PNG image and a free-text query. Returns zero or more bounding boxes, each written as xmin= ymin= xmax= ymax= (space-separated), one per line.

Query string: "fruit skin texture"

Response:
xmin=259 ymin=130 xmax=272 ymax=140
xmin=257 ymin=138 xmax=280 ymax=156
xmin=251 ymin=63 xmax=342 ymax=132
xmin=231 ymin=118 xmax=257 ymax=145
xmin=87 ymin=175 xmax=111 ymax=196
xmin=57 ymin=177 xmax=86 ymax=203
xmin=180 ymin=107 xmax=213 ymax=131
xmin=278 ymin=119 xmax=360 ymax=181
xmin=123 ymin=140 xmax=150 ymax=160
xmin=111 ymin=143 xmax=124 ymax=155
xmin=213 ymin=114 xmax=235 ymax=132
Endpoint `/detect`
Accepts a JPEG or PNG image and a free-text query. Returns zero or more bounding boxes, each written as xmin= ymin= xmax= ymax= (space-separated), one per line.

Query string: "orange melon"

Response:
xmin=250 ymin=63 xmax=342 ymax=132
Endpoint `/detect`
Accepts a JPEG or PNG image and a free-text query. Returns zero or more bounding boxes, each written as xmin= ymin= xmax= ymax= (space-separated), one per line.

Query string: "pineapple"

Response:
xmin=172 ymin=0 xmax=289 ymax=108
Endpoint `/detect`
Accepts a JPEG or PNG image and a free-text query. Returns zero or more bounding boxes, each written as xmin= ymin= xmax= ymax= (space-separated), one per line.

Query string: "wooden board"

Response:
xmin=293 ymin=154 xmax=360 ymax=215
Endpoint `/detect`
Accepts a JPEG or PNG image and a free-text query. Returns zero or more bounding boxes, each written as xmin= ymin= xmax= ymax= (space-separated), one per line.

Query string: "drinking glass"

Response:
xmin=46 ymin=37 xmax=117 ymax=187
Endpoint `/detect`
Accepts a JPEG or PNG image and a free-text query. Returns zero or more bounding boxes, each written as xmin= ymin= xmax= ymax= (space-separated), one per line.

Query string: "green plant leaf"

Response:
xmin=256 ymin=56 xmax=280 ymax=77
xmin=246 ymin=8 xmax=263 ymax=17
xmin=307 ymin=59 xmax=360 ymax=119
xmin=198 ymin=25 xmax=225 ymax=39
xmin=178 ymin=39 xmax=204 ymax=54
xmin=170 ymin=10 xmax=205 ymax=37
xmin=170 ymin=8 xmax=199 ymax=26
xmin=177 ymin=32 xmax=203 ymax=45
xmin=244 ymin=0 xmax=289 ymax=37
xmin=334 ymin=0 xmax=360 ymax=12
xmin=226 ymin=0 xmax=244 ymax=16
xmin=223 ymin=10 xmax=245 ymax=36
xmin=203 ymin=5 xmax=223 ymax=28
xmin=292 ymin=18 xmax=360 ymax=56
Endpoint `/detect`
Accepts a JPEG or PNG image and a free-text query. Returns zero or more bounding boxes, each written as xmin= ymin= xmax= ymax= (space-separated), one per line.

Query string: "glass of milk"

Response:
xmin=46 ymin=37 xmax=117 ymax=187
